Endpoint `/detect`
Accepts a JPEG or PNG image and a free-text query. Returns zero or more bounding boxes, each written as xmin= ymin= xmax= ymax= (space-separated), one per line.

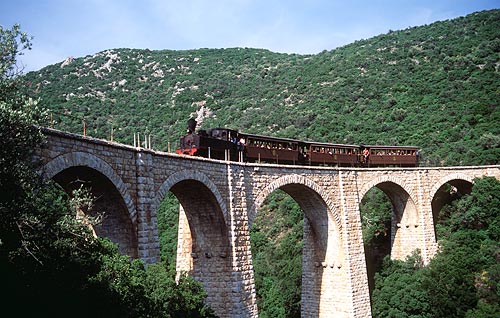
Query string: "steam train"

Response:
xmin=176 ymin=119 xmax=419 ymax=167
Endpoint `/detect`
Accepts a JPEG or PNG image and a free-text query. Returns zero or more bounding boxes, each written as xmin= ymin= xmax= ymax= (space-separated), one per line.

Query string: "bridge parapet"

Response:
xmin=35 ymin=128 xmax=500 ymax=318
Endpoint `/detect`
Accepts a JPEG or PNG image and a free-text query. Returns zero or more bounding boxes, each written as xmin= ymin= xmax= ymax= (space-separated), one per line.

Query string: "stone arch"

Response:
xmin=250 ymin=174 xmax=347 ymax=317
xmin=430 ymin=172 xmax=474 ymax=203
xmin=152 ymin=170 xmax=231 ymax=317
xmin=250 ymin=174 xmax=342 ymax=235
xmin=359 ymin=175 xmax=416 ymax=205
xmin=429 ymin=172 xmax=474 ymax=234
xmin=357 ymin=175 xmax=419 ymax=297
xmin=152 ymin=170 xmax=228 ymax=224
xmin=39 ymin=151 xmax=136 ymax=224
xmin=40 ymin=151 xmax=137 ymax=257
xmin=358 ymin=175 xmax=420 ymax=262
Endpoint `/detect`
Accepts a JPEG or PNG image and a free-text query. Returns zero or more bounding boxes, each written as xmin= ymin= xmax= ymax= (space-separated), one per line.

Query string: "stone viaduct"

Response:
xmin=34 ymin=127 xmax=500 ymax=318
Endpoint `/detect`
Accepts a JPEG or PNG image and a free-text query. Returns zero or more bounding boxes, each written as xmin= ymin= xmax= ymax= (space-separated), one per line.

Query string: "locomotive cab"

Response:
xmin=198 ymin=128 xmax=239 ymax=160
xmin=176 ymin=118 xmax=200 ymax=156
xmin=176 ymin=132 xmax=200 ymax=156
xmin=176 ymin=119 xmax=240 ymax=160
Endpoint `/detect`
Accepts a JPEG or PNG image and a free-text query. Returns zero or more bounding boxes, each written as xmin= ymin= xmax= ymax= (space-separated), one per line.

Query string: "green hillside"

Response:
xmin=23 ymin=9 xmax=500 ymax=166
xmin=14 ymin=10 xmax=500 ymax=318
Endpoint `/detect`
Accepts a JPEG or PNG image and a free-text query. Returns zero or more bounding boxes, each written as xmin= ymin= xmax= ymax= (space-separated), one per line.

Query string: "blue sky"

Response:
xmin=2 ymin=0 xmax=499 ymax=72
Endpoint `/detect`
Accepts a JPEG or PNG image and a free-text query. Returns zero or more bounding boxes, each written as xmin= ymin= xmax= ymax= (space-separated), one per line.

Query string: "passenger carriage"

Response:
xmin=240 ymin=133 xmax=302 ymax=164
xmin=363 ymin=145 xmax=419 ymax=167
xmin=305 ymin=142 xmax=360 ymax=166
xmin=175 ymin=119 xmax=419 ymax=167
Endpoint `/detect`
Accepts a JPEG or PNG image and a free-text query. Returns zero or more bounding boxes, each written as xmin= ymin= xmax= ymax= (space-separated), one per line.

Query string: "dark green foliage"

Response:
xmin=360 ymin=188 xmax=393 ymax=292
xmin=445 ymin=177 xmax=500 ymax=237
xmin=0 ymin=23 xmax=46 ymax=258
xmin=372 ymin=252 xmax=432 ymax=318
xmin=361 ymin=188 xmax=392 ymax=245
xmin=143 ymin=264 xmax=216 ymax=318
xmin=372 ymin=177 xmax=500 ymax=318
xmin=7 ymin=10 xmax=500 ymax=317
xmin=250 ymin=190 xmax=303 ymax=318
xmin=157 ymin=192 xmax=180 ymax=267
xmin=22 ymin=10 xmax=500 ymax=166
xmin=0 ymin=25 xmax=215 ymax=318
xmin=0 ymin=24 xmax=32 ymax=91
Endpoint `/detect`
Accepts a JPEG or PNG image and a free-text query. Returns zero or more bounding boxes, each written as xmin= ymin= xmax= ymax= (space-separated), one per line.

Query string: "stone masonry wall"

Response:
xmin=36 ymin=128 xmax=500 ymax=318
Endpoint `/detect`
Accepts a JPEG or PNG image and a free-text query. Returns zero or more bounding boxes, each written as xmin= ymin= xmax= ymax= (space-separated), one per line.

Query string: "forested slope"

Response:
xmin=16 ymin=9 xmax=500 ymax=318
xmin=23 ymin=9 xmax=500 ymax=166
xmin=1 ymin=25 xmax=216 ymax=318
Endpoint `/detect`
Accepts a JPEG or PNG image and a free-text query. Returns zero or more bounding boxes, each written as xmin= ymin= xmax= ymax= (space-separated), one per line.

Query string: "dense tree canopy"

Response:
xmin=3 ymin=9 xmax=500 ymax=317
xmin=22 ymin=10 xmax=500 ymax=167
xmin=0 ymin=24 xmax=215 ymax=318
xmin=372 ymin=177 xmax=500 ymax=318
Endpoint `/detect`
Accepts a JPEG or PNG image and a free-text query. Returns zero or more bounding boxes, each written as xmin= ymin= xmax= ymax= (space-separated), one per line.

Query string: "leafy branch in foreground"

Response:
xmin=0 ymin=23 xmax=216 ymax=318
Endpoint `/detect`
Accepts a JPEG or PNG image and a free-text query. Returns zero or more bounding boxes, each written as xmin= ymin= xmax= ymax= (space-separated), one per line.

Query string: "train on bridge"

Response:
xmin=176 ymin=119 xmax=419 ymax=167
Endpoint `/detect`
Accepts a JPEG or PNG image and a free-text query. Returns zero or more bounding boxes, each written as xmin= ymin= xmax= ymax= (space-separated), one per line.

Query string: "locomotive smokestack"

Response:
xmin=187 ymin=118 xmax=197 ymax=133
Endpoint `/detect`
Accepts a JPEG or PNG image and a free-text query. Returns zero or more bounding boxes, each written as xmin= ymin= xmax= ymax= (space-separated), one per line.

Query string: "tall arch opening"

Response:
xmin=156 ymin=192 xmax=181 ymax=268
xmin=360 ymin=187 xmax=392 ymax=295
xmin=250 ymin=190 xmax=303 ymax=318
xmin=251 ymin=181 xmax=346 ymax=318
xmin=431 ymin=178 xmax=473 ymax=241
xmin=161 ymin=179 xmax=231 ymax=317
xmin=360 ymin=181 xmax=419 ymax=297
xmin=52 ymin=166 xmax=137 ymax=258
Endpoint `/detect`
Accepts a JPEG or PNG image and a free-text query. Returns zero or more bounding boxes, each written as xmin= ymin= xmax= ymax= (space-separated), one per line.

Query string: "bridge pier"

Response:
xmin=135 ymin=151 xmax=161 ymax=263
xmin=338 ymin=171 xmax=373 ymax=317
xmin=225 ymin=166 xmax=259 ymax=318
xmin=35 ymin=129 xmax=500 ymax=318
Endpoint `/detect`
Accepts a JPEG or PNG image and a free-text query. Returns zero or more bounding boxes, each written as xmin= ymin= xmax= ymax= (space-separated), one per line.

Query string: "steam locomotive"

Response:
xmin=176 ymin=119 xmax=419 ymax=167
